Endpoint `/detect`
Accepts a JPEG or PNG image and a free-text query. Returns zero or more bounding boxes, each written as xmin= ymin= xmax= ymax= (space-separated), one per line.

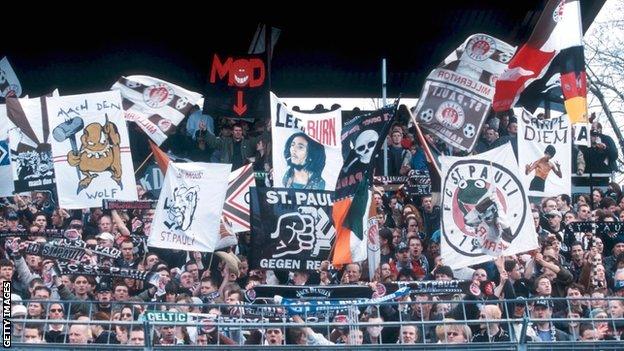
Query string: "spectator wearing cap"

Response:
xmin=6 ymin=211 xmax=21 ymax=230
xmin=96 ymin=231 xmax=115 ymax=248
xmin=531 ymin=298 xmax=571 ymax=341
xmin=95 ymin=281 xmax=113 ymax=314
xmin=11 ymin=304 xmax=27 ymax=342
xmin=389 ymin=241 xmax=411 ymax=277
xmin=45 ymin=302 xmax=67 ymax=343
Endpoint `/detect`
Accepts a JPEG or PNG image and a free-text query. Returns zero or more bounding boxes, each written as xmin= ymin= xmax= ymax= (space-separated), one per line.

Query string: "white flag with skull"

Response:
xmin=149 ymin=162 xmax=231 ymax=252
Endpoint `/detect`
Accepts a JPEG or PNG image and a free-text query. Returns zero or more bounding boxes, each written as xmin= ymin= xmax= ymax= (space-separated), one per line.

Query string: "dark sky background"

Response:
xmin=1 ymin=1 xmax=605 ymax=99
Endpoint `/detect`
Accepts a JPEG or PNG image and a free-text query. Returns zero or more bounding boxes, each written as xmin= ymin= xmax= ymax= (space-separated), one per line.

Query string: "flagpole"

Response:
xmin=134 ymin=152 xmax=154 ymax=175
xmin=382 ymin=59 xmax=388 ymax=176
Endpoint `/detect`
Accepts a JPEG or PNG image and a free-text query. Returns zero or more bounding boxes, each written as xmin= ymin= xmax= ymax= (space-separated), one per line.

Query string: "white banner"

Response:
xmin=222 ymin=164 xmax=256 ymax=233
xmin=0 ymin=57 xmax=22 ymax=98
xmin=47 ymin=91 xmax=138 ymax=209
xmin=149 ymin=162 xmax=231 ymax=252
xmin=516 ymin=108 xmax=571 ymax=197
xmin=111 ymin=75 xmax=202 ymax=146
xmin=440 ymin=143 xmax=538 ymax=269
xmin=0 ymin=104 xmax=14 ymax=196
xmin=270 ymin=92 xmax=342 ymax=191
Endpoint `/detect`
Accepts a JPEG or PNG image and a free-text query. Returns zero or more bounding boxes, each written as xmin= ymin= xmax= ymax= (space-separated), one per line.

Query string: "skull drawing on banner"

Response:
xmin=164 ymin=185 xmax=199 ymax=231
xmin=354 ymin=129 xmax=379 ymax=164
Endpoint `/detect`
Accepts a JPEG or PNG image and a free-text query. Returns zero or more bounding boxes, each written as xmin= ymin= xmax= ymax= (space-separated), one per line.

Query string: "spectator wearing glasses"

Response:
xmin=44 ymin=303 xmax=67 ymax=343
xmin=435 ymin=319 xmax=471 ymax=344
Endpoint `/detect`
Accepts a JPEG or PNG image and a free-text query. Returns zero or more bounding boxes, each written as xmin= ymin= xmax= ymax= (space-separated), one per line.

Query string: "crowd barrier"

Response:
xmin=6 ymin=297 xmax=624 ymax=350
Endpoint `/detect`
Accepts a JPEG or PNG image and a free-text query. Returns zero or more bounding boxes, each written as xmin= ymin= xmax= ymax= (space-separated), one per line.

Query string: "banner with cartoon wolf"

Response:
xmin=516 ymin=108 xmax=571 ymax=197
xmin=440 ymin=143 xmax=538 ymax=269
xmin=270 ymin=92 xmax=342 ymax=191
xmin=6 ymin=95 xmax=57 ymax=193
xmin=250 ymin=187 xmax=336 ymax=271
xmin=412 ymin=34 xmax=515 ymax=152
xmin=111 ymin=75 xmax=203 ymax=146
xmin=148 ymin=162 xmax=231 ymax=252
xmin=46 ymin=91 xmax=137 ymax=209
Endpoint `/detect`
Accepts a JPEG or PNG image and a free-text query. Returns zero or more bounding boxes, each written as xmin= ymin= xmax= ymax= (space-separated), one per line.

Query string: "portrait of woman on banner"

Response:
xmin=282 ymin=132 xmax=326 ymax=190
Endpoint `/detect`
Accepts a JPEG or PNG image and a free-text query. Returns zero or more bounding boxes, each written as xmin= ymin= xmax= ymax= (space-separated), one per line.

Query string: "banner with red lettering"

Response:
xmin=203 ymin=53 xmax=268 ymax=121
xmin=270 ymin=92 xmax=342 ymax=191
xmin=412 ymin=34 xmax=515 ymax=152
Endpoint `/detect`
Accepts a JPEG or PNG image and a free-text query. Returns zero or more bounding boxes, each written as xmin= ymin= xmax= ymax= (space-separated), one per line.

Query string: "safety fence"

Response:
xmin=5 ymin=297 xmax=624 ymax=350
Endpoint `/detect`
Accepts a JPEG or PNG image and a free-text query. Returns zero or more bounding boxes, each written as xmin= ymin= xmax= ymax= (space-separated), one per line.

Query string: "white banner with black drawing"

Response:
xmin=6 ymin=95 xmax=57 ymax=193
xmin=250 ymin=187 xmax=336 ymax=271
xmin=440 ymin=143 xmax=538 ymax=269
xmin=516 ymin=108 xmax=571 ymax=197
xmin=270 ymin=92 xmax=342 ymax=191
xmin=148 ymin=162 xmax=231 ymax=252
xmin=47 ymin=91 xmax=138 ymax=208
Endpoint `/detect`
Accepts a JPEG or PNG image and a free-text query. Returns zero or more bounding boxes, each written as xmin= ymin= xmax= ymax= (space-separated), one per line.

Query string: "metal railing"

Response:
xmin=6 ymin=297 xmax=624 ymax=350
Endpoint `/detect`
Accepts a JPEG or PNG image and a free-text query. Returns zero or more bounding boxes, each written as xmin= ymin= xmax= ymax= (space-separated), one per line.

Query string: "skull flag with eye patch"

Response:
xmin=203 ymin=52 xmax=269 ymax=121
xmin=331 ymin=103 xmax=398 ymax=266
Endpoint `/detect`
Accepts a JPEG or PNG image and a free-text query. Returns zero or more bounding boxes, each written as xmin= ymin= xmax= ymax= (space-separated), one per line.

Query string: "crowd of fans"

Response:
xmin=1 ymin=111 xmax=623 ymax=346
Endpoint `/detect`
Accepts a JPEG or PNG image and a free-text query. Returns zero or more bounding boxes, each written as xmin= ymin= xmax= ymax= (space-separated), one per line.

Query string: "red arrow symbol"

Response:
xmin=233 ymin=90 xmax=247 ymax=116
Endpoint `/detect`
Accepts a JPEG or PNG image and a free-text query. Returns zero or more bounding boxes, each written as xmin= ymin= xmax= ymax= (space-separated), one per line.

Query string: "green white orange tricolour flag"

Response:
xmin=331 ymin=103 xmax=397 ymax=266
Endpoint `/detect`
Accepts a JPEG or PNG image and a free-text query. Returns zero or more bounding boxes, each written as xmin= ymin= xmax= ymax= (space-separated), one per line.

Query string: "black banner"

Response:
xmin=24 ymin=242 xmax=85 ymax=261
xmin=203 ymin=52 xmax=269 ymax=121
xmin=335 ymin=104 xmax=397 ymax=200
xmin=102 ymin=199 xmax=157 ymax=210
xmin=373 ymin=170 xmax=432 ymax=195
xmin=382 ymin=280 xmax=477 ymax=297
xmin=249 ymin=284 xmax=373 ymax=300
xmin=250 ymin=187 xmax=335 ymax=272
xmin=55 ymin=239 xmax=121 ymax=258
xmin=564 ymin=221 xmax=624 ymax=236
xmin=0 ymin=228 xmax=66 ymax=239
xmin=56 ymin=262 xmax=156 ymax=284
